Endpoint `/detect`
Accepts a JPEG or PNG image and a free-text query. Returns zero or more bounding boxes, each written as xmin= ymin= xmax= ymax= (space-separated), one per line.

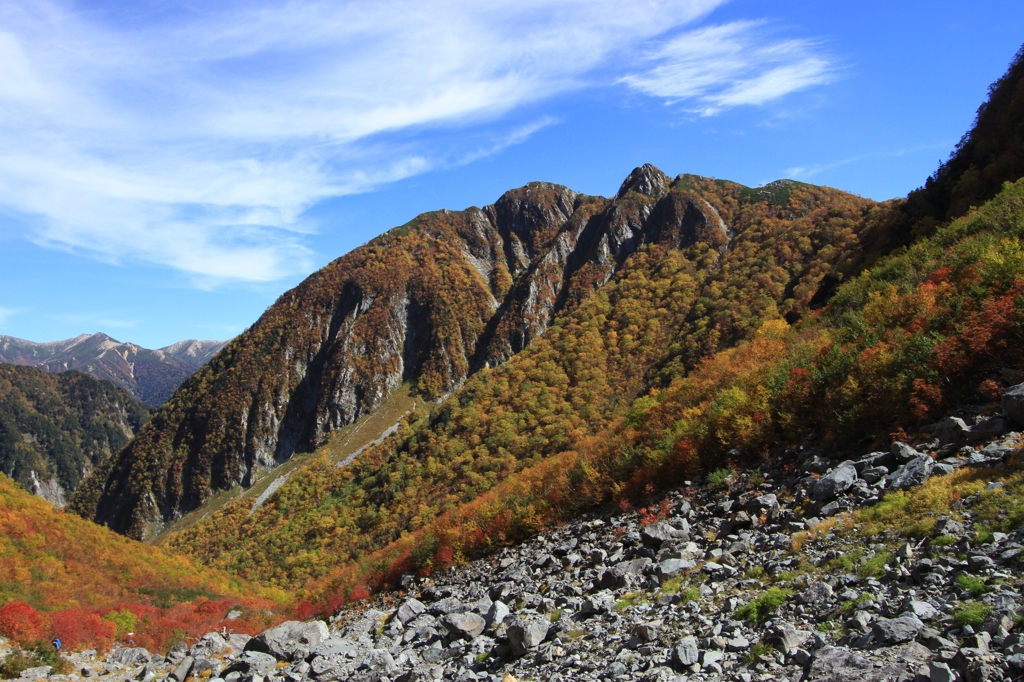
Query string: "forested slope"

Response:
xmin=0 ymin=473 xmax=285 ymax=652
xmin=165 ymin=177 xmax=880 ymax=591
xmin=0 ymin=365 xmax=151 ymax=505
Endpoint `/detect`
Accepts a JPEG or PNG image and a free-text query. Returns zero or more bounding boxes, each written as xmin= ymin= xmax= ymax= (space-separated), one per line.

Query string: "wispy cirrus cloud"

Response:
xmin=782 ymin=142 xmax=953 ymax=181
xmin=622 ymin=21 xmax=834 ymax=116
xmin=0 ymin=307 xmax=25 ymax=328
xmin=0 ymin=1 xmax=832 ymax=285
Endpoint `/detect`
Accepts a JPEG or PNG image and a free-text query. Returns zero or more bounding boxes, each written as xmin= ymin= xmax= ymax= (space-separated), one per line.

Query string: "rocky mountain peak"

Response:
xmin=617 ymin=163 xmax=669 ymax=199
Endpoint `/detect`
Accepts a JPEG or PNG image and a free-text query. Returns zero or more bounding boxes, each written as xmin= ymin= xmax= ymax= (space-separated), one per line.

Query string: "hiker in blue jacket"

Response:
xmin=52 ymin=638 xmax=62 ymax=652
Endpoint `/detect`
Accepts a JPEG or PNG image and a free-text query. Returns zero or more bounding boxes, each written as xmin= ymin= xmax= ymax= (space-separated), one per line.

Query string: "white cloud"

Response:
xmin=622 ymin=21 xmax=833 ymax=115
xmin=0 ymin=1 xmax=831 ymax=284
xmin=0 ymin=307 xmax=24 ymax=328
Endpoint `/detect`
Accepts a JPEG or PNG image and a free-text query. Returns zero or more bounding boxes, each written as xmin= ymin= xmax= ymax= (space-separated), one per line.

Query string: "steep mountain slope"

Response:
xmin=0 ymin=365 xmax=151 ymax=506
xmin=71 ymin=170 xmax=878 ymax=539
xmin=155 ymin=176 xmax=880 ymax=590
xmin=0 ymin=333 xmax=228 ymax=406
xmin=0 ymin=472 xmax=285 ymax=653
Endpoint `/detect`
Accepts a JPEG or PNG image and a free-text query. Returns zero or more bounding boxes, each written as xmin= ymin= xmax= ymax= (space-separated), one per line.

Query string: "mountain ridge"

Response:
xmin=0 ymin=333 xmax=228 ymax=406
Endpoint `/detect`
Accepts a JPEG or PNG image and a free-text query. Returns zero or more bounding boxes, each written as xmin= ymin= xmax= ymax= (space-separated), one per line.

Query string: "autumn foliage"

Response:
xmin=0 ymin=474 xmax=288 ymax=652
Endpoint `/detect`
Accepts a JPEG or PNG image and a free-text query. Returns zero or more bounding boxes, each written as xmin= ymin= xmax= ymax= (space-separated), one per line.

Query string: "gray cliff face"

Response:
xmin=78 ymin=166 xmax=731 ymax=536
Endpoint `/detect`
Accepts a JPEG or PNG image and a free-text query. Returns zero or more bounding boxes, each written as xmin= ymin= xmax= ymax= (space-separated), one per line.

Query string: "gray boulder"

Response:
xmin=806 ymin=646 xmax=900 ymax=682
xmin=223 ymin=651 xmax=278 ymax=677
xmin=359 ymin=649 xmax=398 ymax=676
xmin=903 ymin=600 xmax=938 ymax=620
xmin=1004 ymin=382 xmax=1024 ymax=426
xmin=657 ymin=558 xmax=696 ymax=578
xmin=872 ymin=614 xmax=924 ymax=643
xmin=934 ymin=417 xmax=970 ymax=445
xmin=765 ymin=622 xmax=813 ymax=654
xmin=246 ymin=619 xmax=330 ymax=661
xmin=599 ymin=557 xmax=652 ymax=589
xmin=747 ymin=493 xmax=779 ymax=516
xmin=886 ymin=455 xmax=934 ymax=490
xmin=811 ymin=462 xmax=858 ymax=501
xmin=641 ymin=521 xmax=685 ymax=548
xmin=440 ymin=612 xmax=486 ymax=640
xmin=485 ymin=600 xmax=510 ymax=628
xmin=966 ymin=416 xmax=1010 ymax=441
xmin=105 ymin=648 xmax=151 ymax=666
xmin=507 ymin=620 xmax=550 ymax=656
xmin=672 ymin=635 xmax=699 ymax=668
xmin=580 ymin=591 xmax=615 ymax=617
xmin=168 ymin=657 xmax=194 ymax=682
xmin=396 ymin=598 xmax=425 ymax=625
xmin=189 ymin=633 xmax=231 ymax=659
xmin=798 ymin=582 xmax=834 ymax=605
xmin=891 ymin=441 xmax=921 ymax=463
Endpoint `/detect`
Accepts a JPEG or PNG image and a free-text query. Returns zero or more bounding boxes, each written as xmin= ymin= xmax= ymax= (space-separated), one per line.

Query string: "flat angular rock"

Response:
xmin=106 ymin=648 xmax=151 ymax=666
xmin=886 ymin=455 xmax=934 ymax=490
xmin=766 ymin=622 xmax=813 ymax=654
xmin=798 ymin=582 xmax=834 ymax=605
xmin=246 ymin=620 xmax=330 ymax=661
xmin=507 ymin=620 xmax=549 ymax=656
xmin=641 ymin=521 xmax=685 ymax=548
xmin=807 ymin=646 xmax=900 ymax=682
xmin=891 ymin=441 xmax=921 ymax=463
xmin=672 ymin=636 xmax=699 ymax=668
xmin=811 ymin=462 xmax=858 ymax=501
xmin=440 ymin=611 xmax=486 ymax=640
xmin=485 ymin=600 xmax=510 ymax=628
xmin=396 ymin=598 xmax=426 ymax=625
xmin=224 ymin=651 xmax=278 ymax=677
xmin=903 ymin=600 xmax=938 ymax=620
xmin=657 ymin=558 xmax=696 ymax=578
xmin=872 ymin=614 xmax=924 ymax=643
xmin=600 ymin=557 xmax=652 ymax=588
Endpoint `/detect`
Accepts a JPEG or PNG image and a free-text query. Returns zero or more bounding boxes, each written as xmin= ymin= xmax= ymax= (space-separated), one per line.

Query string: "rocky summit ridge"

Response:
xmin=0 ymin=333 xmax=227 ymax=407
xmin=30 ymin=389 xmax=1024 ymax=682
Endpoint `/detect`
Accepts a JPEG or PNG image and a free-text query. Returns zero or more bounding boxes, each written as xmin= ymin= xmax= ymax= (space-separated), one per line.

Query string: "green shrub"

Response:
xmin=736 ymin=588 xmax=791 ymax=622
xmin=708 ymin=468 xmax=734 ymax=491
xmin=743 ymin=642 xmax=775 ymax=664
xmin=930 ymin=535 xmax=958 ymax=547
xmin=857 ymin=551 xmax=892 ymax=578
xmin=679 ymin=586 xmax=700 ymax=603
xmin=953 ymin=601 xmax=991 ymax=628
xmin=102 ymin=609 xmax=137 ymax=636
xmin=955 ymin=573 xmax=987 ymax=597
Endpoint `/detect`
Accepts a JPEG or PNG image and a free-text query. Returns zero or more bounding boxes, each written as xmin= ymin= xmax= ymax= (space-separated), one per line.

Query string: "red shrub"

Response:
xmin=0 ymin=602 xmax=48 ymax=643
xmin=49 ymin=610 xmax=116 ymax=651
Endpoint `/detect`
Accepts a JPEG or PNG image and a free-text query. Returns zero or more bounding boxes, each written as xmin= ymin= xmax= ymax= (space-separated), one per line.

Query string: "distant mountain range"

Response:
xmin=0 ymin=333 xmax=228 ymax=406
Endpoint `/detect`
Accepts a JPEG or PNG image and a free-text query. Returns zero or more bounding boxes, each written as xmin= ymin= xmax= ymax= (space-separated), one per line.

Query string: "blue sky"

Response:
xmin=0 ymin=0 xmax=1022 ymax=348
